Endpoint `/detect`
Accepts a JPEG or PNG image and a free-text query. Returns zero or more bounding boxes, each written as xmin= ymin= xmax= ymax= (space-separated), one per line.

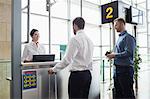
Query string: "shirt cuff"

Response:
xmin=52 ymin=66 xmax=57 ymax=72
xmin=115 ymin=53 xmax=121 ymax=58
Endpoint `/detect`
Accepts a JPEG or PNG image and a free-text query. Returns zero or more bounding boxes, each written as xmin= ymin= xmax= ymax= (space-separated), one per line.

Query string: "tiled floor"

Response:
xmin=100 ymin=63 xmax=150 ymax=99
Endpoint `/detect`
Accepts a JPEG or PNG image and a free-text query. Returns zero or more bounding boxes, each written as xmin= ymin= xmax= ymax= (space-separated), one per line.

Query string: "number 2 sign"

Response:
xmin=101 ymin=1 xmax=118 ymax=24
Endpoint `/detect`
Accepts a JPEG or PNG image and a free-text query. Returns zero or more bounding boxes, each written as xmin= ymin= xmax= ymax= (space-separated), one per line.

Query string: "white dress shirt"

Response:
xmin=22 ymin=41 xmax=45 ymax=62
xmin=53 ymin=30 xmax=94 ymax=72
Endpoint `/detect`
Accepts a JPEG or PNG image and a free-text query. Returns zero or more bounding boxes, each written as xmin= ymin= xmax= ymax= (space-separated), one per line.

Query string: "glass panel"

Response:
xmin=137 ymin=2 xmax=146 ymax=9
xmin=102 ymin=46 xmax=110 ymax=57
xmin=51 ymin=18 xmax=68 ymax=44
xmin=85 ymin=0 xmax=100 ymax=5
xmin=83 ymin=5 xmax=100 ymax=25
xmin=126 ymin=23 xmax=134 ymax=35
xmin=137 ymin=0 xmax=146 ymax=4
xmin=51 ymin=45 xmax=60 ymax=60
xmin=21 ymin=44 xmax=25 ymax=56
xmin=139 ymin=48 xmax=147 ymax=62
xmin=70 ymin=0 xmax=81 ymax=20
xmin=21 ymin=0 xmax=27 ymax=12
xmin=70 ymin=25 xmax=74 ymax=38
xmin=44 ymin=44 xmax=50 ymax=54
xmin=137 ymin=25 xmax=147 ymax=33
xmin=30 ymin=14 xmax=49 ymax=44
xmin=51 ymin=0 xmax=67 ymax=18
xmin=93 ymin=46 xmax=100 ymax=58
xmin=121 ymin=0 xmax=132 ymax=5
xmin=148 ymin=0 xmax=150 ymax=9
xmin=148 ymin=11 xmax=150 ymax=22
xmin=101 ymin=27 xmax=111 ymax=46
xmin=132 ymin=0 xmax=137 ymax=4
xmin=30 ymin=0 xmax=48 ymax=15
xmin=100 ymin=0 xmax=114 ymax=5
xmin=148 ymin=25 xmax=150 ymax=35
xmin=148 ymin=35 xmax=150 ymax=46
xmin=21 ymin=13 xmax=27 ymax=42
xmin=137 ymin=34 xmax=147 ymax=47
xmin=84 ymin=24 xmax=100 ymax=45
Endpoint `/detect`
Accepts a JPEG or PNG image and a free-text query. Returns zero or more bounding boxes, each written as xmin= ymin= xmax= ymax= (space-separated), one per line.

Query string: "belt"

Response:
xmin=115 ymin=64 xmax=132 ymax=67
xmin=71 ymin=70 xmax=90 ymax=73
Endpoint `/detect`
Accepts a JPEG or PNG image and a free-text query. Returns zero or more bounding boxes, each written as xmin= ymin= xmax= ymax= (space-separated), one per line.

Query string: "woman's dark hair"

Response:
xmin=73 ymin=17 xmax=85 ymax=29
xmin=30 ymin=29 xmax=38 ymax=37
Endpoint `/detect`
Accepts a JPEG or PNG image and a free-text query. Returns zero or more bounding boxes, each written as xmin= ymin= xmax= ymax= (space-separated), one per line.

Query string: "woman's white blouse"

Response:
xmin=22 ymin=41 xmax=45 ymax=62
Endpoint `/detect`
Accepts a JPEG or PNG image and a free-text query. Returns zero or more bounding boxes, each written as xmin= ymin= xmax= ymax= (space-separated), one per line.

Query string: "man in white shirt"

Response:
xmin=22 ymin=29 xmax=45 ymax=62
xmin=48 ymin=17 xmax=94 ymax=99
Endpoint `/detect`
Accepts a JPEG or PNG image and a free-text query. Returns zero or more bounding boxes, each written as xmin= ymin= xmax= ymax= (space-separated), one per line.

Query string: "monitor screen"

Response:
xmin=131 ymin=7 xmax=143 ymax=24
xmin=32 ymin=54 xmax=55 ymax=62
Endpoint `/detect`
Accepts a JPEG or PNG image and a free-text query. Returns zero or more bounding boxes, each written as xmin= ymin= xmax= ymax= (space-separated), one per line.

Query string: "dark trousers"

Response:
xmin=68 ymin=70 xmax=92 ymax=99
xmin=114 ymin=66 xmax=135 ymax=99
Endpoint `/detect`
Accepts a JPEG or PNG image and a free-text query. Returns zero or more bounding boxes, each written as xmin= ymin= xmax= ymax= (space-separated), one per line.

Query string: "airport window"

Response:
xmin=84 ymin=24 xmax=100 ymax=45
xmin=21 ymin=0 xmax=150 ymax=61
xmin=70 ymin=2 xmax=81 ymax=20
xmin=100 ymin=0 xmax=114 ymax=5
xmin=30 ymin=14 xmax=49 ymax=44
xmin=51 ymin=0 xmax=68 ymax=19
xmin=51 ymin=45 xmax=60 ymax=60
xmin=83 ymin=4 xmax=100 ymax=25
xmin=139 ymin=48 xmax=147 ymax=56
xmin=84 ymin=0 xmax=100 ymax=5
xmin=51 ymin=18 xmax=68 ymax=44
xmin=93 ymin=46 xmax=101 ymax=58
xmin=21 ymin=13 xmax=28 ymax=43
xmin=102 ymin=46 xmax=110 ymax=57
xmin=101 ymin=27 xmax=111 ymax=46
xmin=30 ymin=0 xmax=48 ymax=16
xmin=138 ymin=34 xmax=147 ymax=47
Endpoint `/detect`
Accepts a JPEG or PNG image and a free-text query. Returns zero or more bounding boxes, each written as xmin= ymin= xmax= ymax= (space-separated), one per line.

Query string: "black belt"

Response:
xmin=71 ymin=70 xmax=90 ymax=73
xmin=115 ymin=64 xmax=132 ymax=67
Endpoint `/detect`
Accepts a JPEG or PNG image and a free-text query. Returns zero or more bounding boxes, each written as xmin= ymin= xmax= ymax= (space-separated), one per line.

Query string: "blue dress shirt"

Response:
xmin=114 ymin=31 xmax=136 ymax=66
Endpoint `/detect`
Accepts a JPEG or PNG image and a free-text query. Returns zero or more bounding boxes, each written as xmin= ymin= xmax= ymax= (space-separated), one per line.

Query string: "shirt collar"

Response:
xmin=31 ymin=41 xmax=39 ymax=46
xmin=76 ymin=29 xmax=84 ymax=35
xmin=119 ymin=31 xmax=126 ymax=36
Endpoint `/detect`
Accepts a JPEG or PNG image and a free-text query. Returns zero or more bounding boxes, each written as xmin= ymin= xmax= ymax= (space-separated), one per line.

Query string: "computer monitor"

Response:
xmin=131 ymin=7 xmax=143 ymax=25
xmin=125 ymin=6 xmax=143 ymax=25
xmin=32 ymin=54 xmax=55 ymax=62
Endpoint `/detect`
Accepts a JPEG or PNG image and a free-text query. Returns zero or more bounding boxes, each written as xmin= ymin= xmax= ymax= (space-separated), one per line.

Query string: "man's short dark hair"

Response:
xmin=30 ymin=29 xmax=38 ymax=37
xmin=73 ymin=17 xmax=85 ymax=29
xmin=114 ymin=18 xmax=126 ymax=25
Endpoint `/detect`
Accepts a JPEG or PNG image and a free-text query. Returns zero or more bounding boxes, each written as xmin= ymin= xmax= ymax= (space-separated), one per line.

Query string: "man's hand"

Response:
xmin=106 ymin=53 xmax=115 ymax=60
xmin=48 ymin=68 xmax=55 ymax=75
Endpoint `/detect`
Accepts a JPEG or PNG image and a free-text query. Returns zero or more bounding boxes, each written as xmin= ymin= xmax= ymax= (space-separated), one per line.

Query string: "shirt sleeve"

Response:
xmin=115 ymin=35 xmax=136 ymax=58
xmin=52 ymin=38 xmax=79 ymax=72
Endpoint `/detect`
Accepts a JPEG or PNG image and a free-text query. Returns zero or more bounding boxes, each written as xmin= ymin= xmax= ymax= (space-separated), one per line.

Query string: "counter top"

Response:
xmin=21 ymin=61 xmax=58 ymax=66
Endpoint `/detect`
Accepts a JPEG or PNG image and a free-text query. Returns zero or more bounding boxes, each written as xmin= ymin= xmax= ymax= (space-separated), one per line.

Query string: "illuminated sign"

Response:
xmin=22 ymin=71 xmax=37 ymax=90
xmin=101 ymin=1 xmax=118 ymax=24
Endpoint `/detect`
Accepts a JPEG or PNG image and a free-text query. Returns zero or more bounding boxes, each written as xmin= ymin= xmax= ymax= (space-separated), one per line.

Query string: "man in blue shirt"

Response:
xmin=106 ymin=18 xmax=136 ymax=99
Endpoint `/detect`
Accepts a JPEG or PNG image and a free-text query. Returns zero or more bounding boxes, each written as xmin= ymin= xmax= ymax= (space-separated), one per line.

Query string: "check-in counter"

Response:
xmin=21 ymin=60 xmax=100 ymax=99
xmin=21 ymin=62 xmax=58 ymax=99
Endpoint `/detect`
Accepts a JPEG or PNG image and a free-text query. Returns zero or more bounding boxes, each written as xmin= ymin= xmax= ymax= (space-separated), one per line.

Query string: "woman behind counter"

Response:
xmin=22 ymin=29 xmax=46 ymax=62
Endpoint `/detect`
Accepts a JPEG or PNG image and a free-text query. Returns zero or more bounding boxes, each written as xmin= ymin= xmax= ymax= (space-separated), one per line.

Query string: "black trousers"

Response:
xmin=68 ymin=70 xmax=92 ymax=99
xmin=113 ymin=66 xmax=135 ymax=99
